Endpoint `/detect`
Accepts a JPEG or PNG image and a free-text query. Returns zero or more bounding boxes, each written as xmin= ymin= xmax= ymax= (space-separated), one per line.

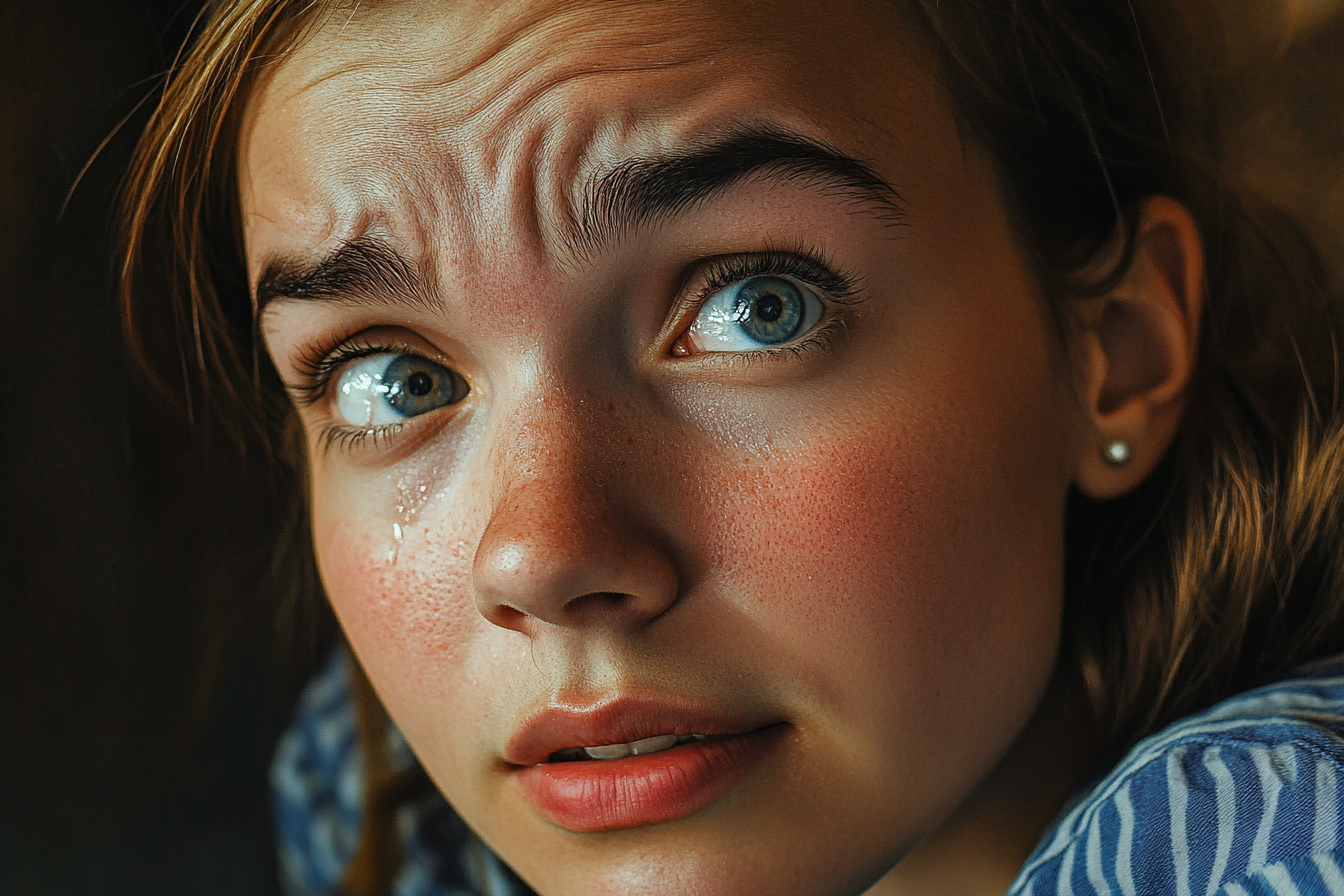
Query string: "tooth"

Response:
xmin=584 ymin=743 xmax=633 ymax=760
xmin=629 ymin=735 xmax=679 ymax=756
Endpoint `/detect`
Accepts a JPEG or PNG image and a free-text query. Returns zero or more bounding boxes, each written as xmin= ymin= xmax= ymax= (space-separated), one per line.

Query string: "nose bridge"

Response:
xmin=492 ymin=371 xmax=603 ymax=498
xmin=472 ymin=365 xmax=680 ymax=634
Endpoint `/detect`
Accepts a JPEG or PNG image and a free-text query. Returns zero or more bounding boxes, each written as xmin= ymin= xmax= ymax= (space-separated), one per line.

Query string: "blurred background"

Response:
xmin=1 ymin=3 xmax=333 ymax=893
xmin=0 ymin=0 xmax=1340 ymax=893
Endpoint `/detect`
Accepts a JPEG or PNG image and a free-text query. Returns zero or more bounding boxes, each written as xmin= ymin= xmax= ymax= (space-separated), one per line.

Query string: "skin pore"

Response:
xmin=242 ymin=1 xmax=1203 ymax=894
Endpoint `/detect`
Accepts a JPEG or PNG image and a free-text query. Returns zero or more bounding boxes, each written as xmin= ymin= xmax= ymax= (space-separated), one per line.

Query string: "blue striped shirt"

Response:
xmin=1009 ymin=656 xmax=1344 ymax=896
xmin=274 ymin=652 xmax=1344 ymax=895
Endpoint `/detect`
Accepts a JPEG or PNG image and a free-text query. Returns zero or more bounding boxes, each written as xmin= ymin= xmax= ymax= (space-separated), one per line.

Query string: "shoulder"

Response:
xmin=1011 ymin=656 xmax=1344 ymax=896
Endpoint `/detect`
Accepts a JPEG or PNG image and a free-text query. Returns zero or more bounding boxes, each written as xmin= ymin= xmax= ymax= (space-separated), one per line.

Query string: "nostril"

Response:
xmin=486 ymin=604 xmax=530 ymax=630
xmin=481 ymin=593 xmax=636 ymax=634
xmin=562 ymin=590 xmax=662 ymax=626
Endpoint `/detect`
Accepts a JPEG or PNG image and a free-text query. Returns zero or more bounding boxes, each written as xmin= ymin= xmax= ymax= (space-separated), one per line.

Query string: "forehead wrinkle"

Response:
xmin=268 ymin=1 xmax=743 ymax=273
xmin=443 ymin=42 xmax=730 ymax=137
xmin=516 ymin=111 xmax=604 ymax=273
xmin=436 ymin=51 xmax=730 ymax=205
xmin=434 ymin=61 xmax=737 ymax=277
xmin=303 ymin=0 xmax=729 ymax=127
xmin=256 ymin=1 xmax=908 ymax=294
xmin=421 ymin=0 xmax=730 ymax=102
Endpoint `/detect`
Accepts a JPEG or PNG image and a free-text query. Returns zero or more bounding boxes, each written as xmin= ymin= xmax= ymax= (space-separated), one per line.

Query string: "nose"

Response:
xmin=471 ymin=398 xmax=681 ymax=636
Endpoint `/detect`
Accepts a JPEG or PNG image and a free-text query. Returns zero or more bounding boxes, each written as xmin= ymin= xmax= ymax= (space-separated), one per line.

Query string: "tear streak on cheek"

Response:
xmin=318 ymin=518 xmax=479 ymax=688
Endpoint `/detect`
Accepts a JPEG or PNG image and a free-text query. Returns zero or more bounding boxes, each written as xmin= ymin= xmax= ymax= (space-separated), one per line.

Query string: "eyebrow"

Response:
xmin=255 ymin=126 xmax=905 ymax=310
xmin=574 ymin=125 xmax=906 ymax=254
xmin=255 ymin=235 xmax=435 ymax=313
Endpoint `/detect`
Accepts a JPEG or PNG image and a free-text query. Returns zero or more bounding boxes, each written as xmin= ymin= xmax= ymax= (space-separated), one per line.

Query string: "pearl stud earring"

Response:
xmin=1103 ymin=440 xmax=1132 ymax=467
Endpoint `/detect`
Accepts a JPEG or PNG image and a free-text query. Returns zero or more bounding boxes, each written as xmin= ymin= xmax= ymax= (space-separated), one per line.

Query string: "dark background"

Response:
xmin=1 ymin=2 xmax=333 ymax=893
xmin=0 ymin=1 xmax=1339 ymax=893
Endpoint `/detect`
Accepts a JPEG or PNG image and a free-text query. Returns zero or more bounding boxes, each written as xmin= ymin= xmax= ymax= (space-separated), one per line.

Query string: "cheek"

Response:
xmin=692 ymin=378 xmax=1068 ymax=759
xmin=702 ymin=433 xmax=960 ymax=674
xmin=317 ymin=514 xmax=476 ymax=665
xmin=309 ymin=461 xmax=505 ymax=738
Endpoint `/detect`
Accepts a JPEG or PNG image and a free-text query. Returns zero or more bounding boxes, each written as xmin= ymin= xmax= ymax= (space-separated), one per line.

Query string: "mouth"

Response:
xmin=547 ymin=733 xmax=713 ymax=762
xmin=506 ymin=699 xmax=785 ymax=833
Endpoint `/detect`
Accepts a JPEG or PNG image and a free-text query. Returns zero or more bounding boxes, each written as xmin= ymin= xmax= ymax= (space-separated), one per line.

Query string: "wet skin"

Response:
xmin=244 ymin=1 xmax=1096 ymax=893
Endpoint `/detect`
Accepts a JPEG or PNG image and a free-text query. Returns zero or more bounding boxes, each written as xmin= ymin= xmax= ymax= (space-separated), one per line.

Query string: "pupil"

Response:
xmin=407 ymin=371 xmax=434 ymax=396
xmin=755 ymin=294 xmax=784 ymax=323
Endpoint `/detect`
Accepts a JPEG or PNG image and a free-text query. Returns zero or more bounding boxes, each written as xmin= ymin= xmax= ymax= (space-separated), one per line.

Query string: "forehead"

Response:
xmin=238 ymin=0 xmax=942 ymax=266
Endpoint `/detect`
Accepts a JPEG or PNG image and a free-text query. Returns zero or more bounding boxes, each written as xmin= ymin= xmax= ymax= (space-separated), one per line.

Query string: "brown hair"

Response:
xmin=119 ymin=0 xmax=1344 ymax=891
xmin=907 ymin=0 xmax=1344 ymax=747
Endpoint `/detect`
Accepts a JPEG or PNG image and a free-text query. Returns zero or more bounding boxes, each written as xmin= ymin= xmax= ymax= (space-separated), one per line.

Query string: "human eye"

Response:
xmin=333 ymin=352 xmax=468 ymax=427
xmin=669 ymin=251 xmax=860 ymax=358
xmin=284 ymin=336 xmax=470 ymax=452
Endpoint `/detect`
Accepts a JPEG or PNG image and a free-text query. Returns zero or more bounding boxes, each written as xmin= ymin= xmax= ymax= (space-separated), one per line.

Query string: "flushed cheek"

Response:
xmin=696 ymin=417 xmax=1063 ymax=776
xmin=310 ymin=478 xmax=524 ymax=771
xmin=316 ymin=513 xmax=477 ymax=666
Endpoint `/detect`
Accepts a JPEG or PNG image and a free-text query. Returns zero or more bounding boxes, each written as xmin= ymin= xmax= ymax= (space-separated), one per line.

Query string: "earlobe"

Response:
xmin=1072 ymin=196 xmax=1205 ymax=500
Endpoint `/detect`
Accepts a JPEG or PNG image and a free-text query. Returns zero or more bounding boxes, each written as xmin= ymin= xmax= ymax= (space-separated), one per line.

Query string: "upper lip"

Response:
xmin=504 ymin=695 xmax=775 ymax=767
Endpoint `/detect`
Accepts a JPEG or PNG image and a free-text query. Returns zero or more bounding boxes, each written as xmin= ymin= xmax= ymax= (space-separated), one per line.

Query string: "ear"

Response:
xmin=1071 ymin=196 xmax=1204 ymax=500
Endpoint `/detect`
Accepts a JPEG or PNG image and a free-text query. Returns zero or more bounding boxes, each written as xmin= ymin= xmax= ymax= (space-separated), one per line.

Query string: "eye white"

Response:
xmin=334 ymin=354 xmax=401 ymax=427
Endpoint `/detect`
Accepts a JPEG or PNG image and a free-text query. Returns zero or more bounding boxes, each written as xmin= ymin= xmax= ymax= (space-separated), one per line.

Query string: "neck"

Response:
xmin=863 ymin=672 xmax=1100 ymax=896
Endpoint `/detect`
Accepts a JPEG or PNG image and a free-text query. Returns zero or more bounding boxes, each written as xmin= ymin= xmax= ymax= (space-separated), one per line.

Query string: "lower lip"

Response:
xmin=514 ymin=727 xmax=783 ymax=832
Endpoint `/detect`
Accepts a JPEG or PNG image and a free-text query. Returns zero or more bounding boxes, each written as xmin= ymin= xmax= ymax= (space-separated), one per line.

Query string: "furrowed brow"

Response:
xmin=255 ymin=236 xmax=435 ymax=313
xmin=575 ymin=126 xmax=906 ymax=255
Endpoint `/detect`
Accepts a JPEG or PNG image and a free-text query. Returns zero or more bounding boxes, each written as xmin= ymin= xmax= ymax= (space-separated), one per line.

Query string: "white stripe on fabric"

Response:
xmin=1260 ymin=861 xmax=1305 ymax=896
xmin=1007 ymin=659 xmax=1344 ymax=888
xmin=1019 ymin=710 xmax=1337 ymax=878
xmin=1222 ymin=884 xmax=1251 ymax=896
xmin=1315 ymin=759 xmax=1340 ymax=853
xmin=1170 ymin=747 xmax=1193 ymax=896
xmin=1275 ymin=744 xmax=1301 ymax=784
xmin=1116 ymin=782 xmax=1138 ymax=896
xmin=1086 ymin=806 xmax=1114 ymax=896
xmin=1314 ymin=853 xmax=1344 ymax=896
xmin=1204 ymin=746 xmax=1237 ymax=896
xmin=1250 ymin=745 xmax=1286 ymax=873
xmin=1059 ymin=841 xmax=1077 ymax=896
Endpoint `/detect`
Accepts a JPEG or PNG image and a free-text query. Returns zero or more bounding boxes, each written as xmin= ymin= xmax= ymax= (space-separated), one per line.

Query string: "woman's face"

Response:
xmin=246 ymin=1 xmax=1087 ymax=893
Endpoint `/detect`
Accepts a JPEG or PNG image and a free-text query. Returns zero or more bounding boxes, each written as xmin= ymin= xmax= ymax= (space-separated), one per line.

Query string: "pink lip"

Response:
xmin=504 ymin=697 xmax=786 ymax=832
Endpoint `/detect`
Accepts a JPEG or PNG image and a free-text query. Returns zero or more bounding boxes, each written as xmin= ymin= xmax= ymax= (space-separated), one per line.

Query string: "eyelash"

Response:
xmin=288 ymin=247 xmax=863 ymax=452
xmin=289 ymin=333 xmax=415 ymax=409
xmin=285 ymin=335 xmax=421 ymax=453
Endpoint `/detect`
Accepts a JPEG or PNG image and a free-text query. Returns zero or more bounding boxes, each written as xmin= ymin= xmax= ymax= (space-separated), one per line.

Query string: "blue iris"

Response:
xmin=728 ymin=277 xmax=806 ymax=345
